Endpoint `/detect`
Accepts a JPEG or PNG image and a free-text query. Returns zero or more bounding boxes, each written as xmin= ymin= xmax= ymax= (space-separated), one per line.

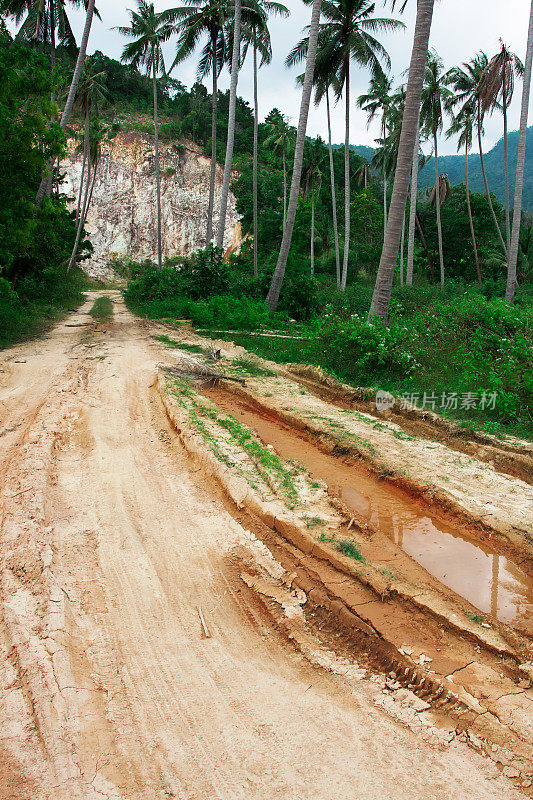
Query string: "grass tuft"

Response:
xmin=89 ymin=296 xmax=113 ymax=322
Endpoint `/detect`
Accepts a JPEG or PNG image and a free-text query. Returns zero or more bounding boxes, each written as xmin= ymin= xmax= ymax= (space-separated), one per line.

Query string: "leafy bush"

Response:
xmin=310 ymin=311 xmax=417 ymax=382
xmin=180 ymin=246 xmax=230 ymax=300
xmin=189 ymin=294 xmax=269 ymax=330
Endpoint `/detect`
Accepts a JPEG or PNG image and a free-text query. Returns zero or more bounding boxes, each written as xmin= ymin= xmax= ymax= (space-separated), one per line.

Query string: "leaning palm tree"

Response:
xmin=369 ymin=0 xmax=435 ymax=322
xmin=288 ymin=0 xmax=403 ymax=292
xmin=118 ymin=1 xmax=176 ymax=270
xmin=266 ymin=0 xmax=322 ymax=311
xmin=507 ymin=0 xmax=533 ymax=302
xmin=478 ymin=42 xmax=523 ymax=252
xmin=264 ymin=112 xmax=296 ymax=230
xmin=239 ymin=0 xmax=289 ymax=277
xmin=33 ymin=0 xmax=98 ymax=208
xmin=419 ymin=50 xmax=452 ymax=289
xmin=446 ymin=77 xmax=482 ymax=283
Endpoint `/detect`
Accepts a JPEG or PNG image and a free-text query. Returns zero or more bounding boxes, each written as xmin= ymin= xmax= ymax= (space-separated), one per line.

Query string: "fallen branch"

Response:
xmin=160 ymin=363 xmax=246 ymax=386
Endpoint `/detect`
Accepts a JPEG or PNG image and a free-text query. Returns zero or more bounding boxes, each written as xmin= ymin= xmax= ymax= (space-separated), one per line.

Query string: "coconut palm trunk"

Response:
xmin=465 ymin=139 xmax=481 ymax=284
xmin=68 ymin=160 xmax=92 ymax=272
xmin=341 ymin=59 xmax=350 ymax=292
xmin=216 ymin=0 xmax=242 ymax=249
xmin=252 ymin=39 xmax=259 ymax=278
xmin=503 ymin=72 xmax=511 ymax=251
xmin=266 ymin=0 xmax=322 ymax=311
xmin=282 ymin=145 xmax=287 ymax=229
xmin=206 ymin=30 xmax=218 ymax=245
xmin=433 ymin=131 xmax=445 ymax=288
xmin=477 ymin=104 xmax=507 ymax=255
xmin=35 ymin=0 xmax=96 ymax=209
xmin=383 ymin=175 xmax=387 ymax=236
xmin=326 ymin=89 xmax=341 ymax=288
xmin=152 ymin=55 xmax=163 ymax=269
xmin=77 ymin=107 xmax=90 ymax=224
xmin=368 ymin=0 xmax=434 ymax=322
xmin=406 ymin=112 xmax=420 ymax=285
xmin=311 ymin=183 xmax=315 ymax=275
xmin=506 ymin=0 xmax=533 ymax=302
xmin=400 ymin=206 xmax=405 ymax=286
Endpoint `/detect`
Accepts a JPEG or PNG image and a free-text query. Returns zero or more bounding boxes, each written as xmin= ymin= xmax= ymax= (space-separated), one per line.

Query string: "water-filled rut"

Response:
xmin=202 ymin=386 xmax=533 ymax=634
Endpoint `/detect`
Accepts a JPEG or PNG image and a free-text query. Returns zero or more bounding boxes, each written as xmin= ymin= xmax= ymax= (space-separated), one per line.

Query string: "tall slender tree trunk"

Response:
xmin=503 ymin=75 xmax=511 ymax=251
xmin=77 ymin=107 xmax=90 ymax=225
xmin=341 ymin=59 xmax=350 ymax=292
xmin=35 ymin=0 xmax=96 ymax=209
xmin=400 ymin=206 xmax=405 ymax=286
xmin=45 ymin=0 xmax=57 ymax=198
xmin=153 ymin=58 xmax=163 ymax=270
xmin=252 ymin=40 xmax=259 ymax=279
xmin=282 ymin=145 xmax=287 ymax=230
xmin=311 ymin=184 xmax=315 ymax=275
xmin=433 ymin=131 xmax=445 ymax=289
xmin=68 ymin=160 xmax=92 ymax=272
xmin=477 ymin=104 xmax=507 ymax=255
xmin=506 ymin=0 xmax=533 ymax=302
xmin=369 ymin=0 xmax=435 ymax=322
xmin=266 ymin=0 xmax=322 ymax=311
xmin=465 ymin=141 xmax=481 ymax=284
xmin=406 ymin=113 xmax=420 ymax=285
xmin=326 ymin=90 xmax=341 ymax=289
xmin=383 ymin=175 xmax=387 ymax=237
xmin=206 ymin=31 xmax=218 ymax=245
xmin=216 ymin=0 xmax=242 ymax=249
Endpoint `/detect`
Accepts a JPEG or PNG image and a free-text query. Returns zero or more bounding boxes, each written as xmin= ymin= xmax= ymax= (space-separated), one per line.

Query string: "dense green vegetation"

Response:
xmin=0 ymin=26 xmax=88 ymax=348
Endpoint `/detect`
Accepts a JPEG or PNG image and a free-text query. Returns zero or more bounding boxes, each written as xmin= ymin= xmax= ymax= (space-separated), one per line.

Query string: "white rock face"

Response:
xmin=61 ymin=132 xmax=241 ymax=279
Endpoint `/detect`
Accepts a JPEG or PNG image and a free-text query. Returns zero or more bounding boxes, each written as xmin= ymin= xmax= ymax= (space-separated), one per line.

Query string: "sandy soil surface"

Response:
xmin=0 ymin=294 xmax=526 ymax=800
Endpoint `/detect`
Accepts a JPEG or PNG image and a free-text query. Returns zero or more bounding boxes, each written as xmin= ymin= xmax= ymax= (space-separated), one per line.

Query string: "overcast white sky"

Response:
xmin=9 ymin=0 xmax=533 ymax=155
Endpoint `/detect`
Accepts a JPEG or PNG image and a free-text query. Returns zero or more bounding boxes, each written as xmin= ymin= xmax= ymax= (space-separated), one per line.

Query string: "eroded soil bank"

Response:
xmin=0 ymin=296 xmax=531 ymax=799
xmin=201 ymin=385 xmax=533 ymax=633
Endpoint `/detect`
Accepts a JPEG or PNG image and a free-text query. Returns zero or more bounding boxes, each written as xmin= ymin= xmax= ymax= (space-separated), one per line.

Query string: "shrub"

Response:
xmin=189 ymin=294 xmax=269 ymax=330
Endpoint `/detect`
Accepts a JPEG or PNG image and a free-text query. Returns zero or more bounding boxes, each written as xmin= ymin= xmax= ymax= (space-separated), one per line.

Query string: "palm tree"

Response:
xmin=239 ymin=0 xmax=289 ymax=277
xmin=369 ymin=0 xmax=435 ymax=322
xmin=2 ymin=0 xmax=98 ymax=74
xmin=479 ymin=42 xmax=523 ymax=252
xmin=264 ymin=112 xmax=296 ymax=230
xmin=31 ymin=0 xmax=97 ymax=208
xmin=171 ymin=0 xmax=229 ymax=246
xmin=215 ymin=0 xmax=243 ymax=249
xmin=358 ymin=73 xmax=392 ymax=239
xmin=72 ymin=57 xmax=107 ymax=226
xmin=507 ymin=0 xmax=533 ymax=302
xmin=288 ymin=0 xmax=403 ymax=292
xmin=446 ymin=74 xmax=481 ymax=284
xmin=420 ymin=50 xmax=452 ymax=289
xmin=118 ymin=1 xmax=176 ymax=270
xmin=266 ymin=0 xmax=322 ymax=311
xmin=303 ymin=137 xmax=326 ymax=274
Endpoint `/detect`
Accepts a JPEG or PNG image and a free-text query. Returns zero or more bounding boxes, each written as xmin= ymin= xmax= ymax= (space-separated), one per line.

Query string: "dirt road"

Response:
xmin=0 ymin=294 xmax=524 ymax=800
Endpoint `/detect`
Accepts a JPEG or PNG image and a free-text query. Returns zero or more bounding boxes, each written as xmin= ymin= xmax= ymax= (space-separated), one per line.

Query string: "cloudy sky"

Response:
xmin=8 ymin=0 xmax=533 ymax=155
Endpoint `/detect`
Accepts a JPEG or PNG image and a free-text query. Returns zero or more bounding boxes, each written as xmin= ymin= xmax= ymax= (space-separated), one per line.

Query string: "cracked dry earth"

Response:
xmin=0 ymin=293 xmax=527 ymax=800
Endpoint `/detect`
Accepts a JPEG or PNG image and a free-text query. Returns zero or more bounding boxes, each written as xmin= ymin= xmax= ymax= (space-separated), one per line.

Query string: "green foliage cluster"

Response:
xmin=0 ymin=31 xmax=87 ymax=347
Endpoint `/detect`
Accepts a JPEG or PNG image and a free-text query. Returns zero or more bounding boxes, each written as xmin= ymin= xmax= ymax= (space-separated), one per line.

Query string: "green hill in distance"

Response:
xmin=334 ymin=127 xmax=533 ymax=210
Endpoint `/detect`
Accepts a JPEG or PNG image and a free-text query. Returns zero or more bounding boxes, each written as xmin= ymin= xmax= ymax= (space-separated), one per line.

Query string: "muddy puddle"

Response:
xmin=202 ymin=386 xmax=533 ymax=633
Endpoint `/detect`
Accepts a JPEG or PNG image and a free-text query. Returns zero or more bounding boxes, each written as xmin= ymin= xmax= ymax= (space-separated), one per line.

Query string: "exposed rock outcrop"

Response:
xmin=61 ymin=132 xmax=241 ymax=279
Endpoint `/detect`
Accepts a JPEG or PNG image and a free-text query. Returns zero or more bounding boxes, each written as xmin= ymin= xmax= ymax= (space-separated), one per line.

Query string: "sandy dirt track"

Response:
xmin=0 ymin=295 xmax=524 ymax=800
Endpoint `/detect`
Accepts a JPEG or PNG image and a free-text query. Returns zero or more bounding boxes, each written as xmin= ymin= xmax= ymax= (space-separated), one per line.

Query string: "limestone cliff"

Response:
xmin=61 ymin=132 xmax=241 ymax=278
